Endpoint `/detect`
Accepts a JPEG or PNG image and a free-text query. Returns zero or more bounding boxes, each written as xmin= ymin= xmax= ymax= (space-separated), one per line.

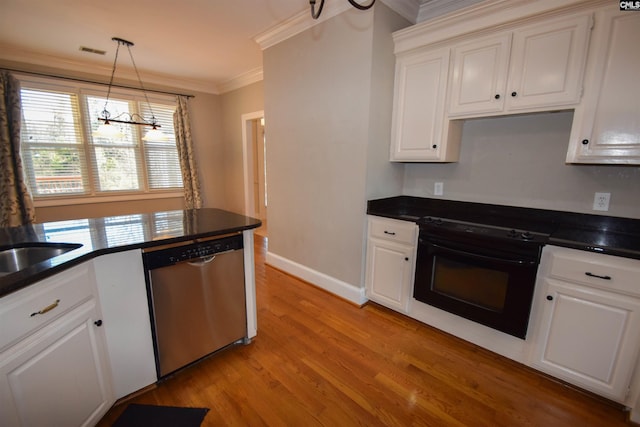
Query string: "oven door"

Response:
xmin=413 ymin=234 xmax=539 ymax=339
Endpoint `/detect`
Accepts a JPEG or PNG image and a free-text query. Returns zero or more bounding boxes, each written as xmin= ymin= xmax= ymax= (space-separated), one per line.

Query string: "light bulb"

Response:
xmin=142 ymin=127 xmax=169 ymax=142
xmin=93 ymin=122 xmax=124 ymax=139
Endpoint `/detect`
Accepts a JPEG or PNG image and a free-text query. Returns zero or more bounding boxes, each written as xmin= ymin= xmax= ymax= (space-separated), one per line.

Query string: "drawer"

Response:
xmin=369 ymin=216 xmax=417 ymax=245
xmin=0 ymin=262 xmax=95 ymax=350
xmin=546 ymin=246 xmax=640 ymax=297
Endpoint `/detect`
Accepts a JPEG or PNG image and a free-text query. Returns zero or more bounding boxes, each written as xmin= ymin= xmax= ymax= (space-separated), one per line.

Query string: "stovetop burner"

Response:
xmin=418 ymin=216 xmax=550 ymax=245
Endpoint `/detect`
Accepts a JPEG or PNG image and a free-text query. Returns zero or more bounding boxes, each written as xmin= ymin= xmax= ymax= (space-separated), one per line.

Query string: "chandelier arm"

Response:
xmin=347 ymin=0 xmax=376 ymax=10
xmin=98 ymin=116 xmax=160 ymax=127
xmin=125 ymin=43 xmax=157 ymax=126
xmin=310 ymin=0 xmax=325 ymax=19
xmin=101 ymin=41 xmax=123 ymax=117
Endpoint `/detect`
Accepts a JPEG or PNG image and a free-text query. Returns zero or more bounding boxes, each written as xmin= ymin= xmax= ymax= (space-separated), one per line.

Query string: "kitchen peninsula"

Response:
xmin=0 ymin=208 xmax=261 ymax=427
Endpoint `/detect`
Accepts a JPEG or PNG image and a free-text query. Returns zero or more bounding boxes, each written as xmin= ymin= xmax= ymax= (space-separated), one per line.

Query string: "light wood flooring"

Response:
xmin=97 ymin=235 xmax=633 ymax=426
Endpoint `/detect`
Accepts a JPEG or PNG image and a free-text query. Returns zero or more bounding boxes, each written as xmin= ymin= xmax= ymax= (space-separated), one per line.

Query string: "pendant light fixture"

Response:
xmin=310 ymin=0 xmax=375 ymax=19
xmin=94 ymin=37 xmax=166 ymax=141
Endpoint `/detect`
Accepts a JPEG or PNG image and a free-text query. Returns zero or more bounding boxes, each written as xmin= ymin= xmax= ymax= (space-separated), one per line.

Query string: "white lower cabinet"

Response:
xmin=528 ymin=246 xmax=640 ymax=403
xmin=0 ymin=264 xmax=113 ymax=427
xmin=93 ymin=250 xmax=156 ymax=399
xmin=365 ymin=216 xmax=417 ymax=313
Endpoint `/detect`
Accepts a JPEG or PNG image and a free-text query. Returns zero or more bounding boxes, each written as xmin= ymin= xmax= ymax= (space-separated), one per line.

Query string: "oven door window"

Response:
xmin=432 ymin=256 xmax=508 ymax=312
xmin=414 ymin=237 xmax=539 ymax=339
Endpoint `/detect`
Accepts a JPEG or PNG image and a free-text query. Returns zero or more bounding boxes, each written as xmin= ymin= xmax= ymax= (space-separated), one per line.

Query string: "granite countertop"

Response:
xmin=0 ymin=208 xmax=261 ymax=298
xmin=367 ymin=196 xmax=640 ymax=260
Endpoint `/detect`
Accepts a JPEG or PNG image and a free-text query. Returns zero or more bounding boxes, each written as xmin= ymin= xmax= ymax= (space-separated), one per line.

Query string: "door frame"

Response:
xmin=241 ymin=110 xmax=264 ymax=218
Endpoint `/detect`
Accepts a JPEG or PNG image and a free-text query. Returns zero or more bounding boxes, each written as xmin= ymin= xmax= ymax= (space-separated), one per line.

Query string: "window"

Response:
xmin=18 ymin=76 xmax=183 ymax=200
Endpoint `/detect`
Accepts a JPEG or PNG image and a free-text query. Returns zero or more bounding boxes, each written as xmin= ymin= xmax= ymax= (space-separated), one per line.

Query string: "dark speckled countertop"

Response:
xmin=0 ymin=208 xmax=261 ymax=298
xmin=367 ymin=196 xmax=640 ymax=260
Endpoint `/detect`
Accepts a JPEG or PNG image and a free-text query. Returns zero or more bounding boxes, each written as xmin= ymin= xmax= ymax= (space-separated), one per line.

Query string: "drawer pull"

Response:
xmin=585 ymin=272 xmax=611 ymax=280
xmin=30 ymin=299 xmax=61 ymax=317
xmin=383 ymin=231 xmax=396 ymax=236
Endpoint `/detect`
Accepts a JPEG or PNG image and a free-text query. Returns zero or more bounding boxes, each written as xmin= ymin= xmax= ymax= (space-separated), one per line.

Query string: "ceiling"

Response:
xmin=0 ymin=0 xmax=473 ymax=94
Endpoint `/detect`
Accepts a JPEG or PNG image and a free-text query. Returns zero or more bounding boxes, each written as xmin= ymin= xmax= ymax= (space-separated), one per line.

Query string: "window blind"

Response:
xmin=141 ymin=102 xmax=183 ymax=190
xmin=86 ymin=95 xmax=144 ymax=192
xmin=18 ymin=78 xmax=183 ymax=200
xmin=20 ymin=88 xmax=89 ymax=196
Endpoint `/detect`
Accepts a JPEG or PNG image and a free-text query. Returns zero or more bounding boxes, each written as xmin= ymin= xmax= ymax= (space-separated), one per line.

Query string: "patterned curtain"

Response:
xmin=0 ymin=71 xmax=36 ymax=227
xmin=174 ymin=95 xmax=202 ymax=209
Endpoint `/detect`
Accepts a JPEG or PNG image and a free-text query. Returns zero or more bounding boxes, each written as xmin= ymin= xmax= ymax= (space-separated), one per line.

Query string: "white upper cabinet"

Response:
xmin=448 ymin=14 xmax=592 ymax=118
xmin=566 ymin=7 xmax=640 ymax=164
xmin=390 ymin=47 xmax=461 ymax=162
xmin=448 ymin=34 xmax=511 ymax=116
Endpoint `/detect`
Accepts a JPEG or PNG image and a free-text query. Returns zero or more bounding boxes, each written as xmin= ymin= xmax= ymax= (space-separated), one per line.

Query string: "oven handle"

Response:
xmin=424 ymin=240 xmax=538 ymax=266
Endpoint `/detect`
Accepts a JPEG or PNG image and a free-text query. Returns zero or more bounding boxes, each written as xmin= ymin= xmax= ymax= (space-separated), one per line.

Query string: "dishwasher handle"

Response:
xmin=186 ymin=248 xmax=241 ymax=266
xmin=188 ymin=254 xmax=216 ymax=266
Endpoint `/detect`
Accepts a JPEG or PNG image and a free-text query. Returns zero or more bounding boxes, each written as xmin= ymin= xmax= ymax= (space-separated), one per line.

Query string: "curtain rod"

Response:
xmin=2 ymin=67 xmax=195 ymax=99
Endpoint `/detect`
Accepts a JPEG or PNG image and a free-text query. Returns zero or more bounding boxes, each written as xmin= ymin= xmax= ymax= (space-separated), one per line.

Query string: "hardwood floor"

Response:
xmin=97 ymin=235 xmax=632 ymax=426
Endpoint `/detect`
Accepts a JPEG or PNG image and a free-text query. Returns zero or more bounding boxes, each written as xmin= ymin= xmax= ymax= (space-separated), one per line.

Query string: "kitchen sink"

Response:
xmin=0 ymin=243 xmax=82 ymax=275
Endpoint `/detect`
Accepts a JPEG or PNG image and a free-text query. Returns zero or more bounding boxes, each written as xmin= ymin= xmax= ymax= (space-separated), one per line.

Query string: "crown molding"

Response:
xmin=254 ymin=0 xmax=424 ymax=50
xmin=383 ymin=0 xmax=420 ymax=23
xmin=393 ymin=0 xmax=607 ymax=54
xmin=416 ymin=0 xmax=484 ymax=22
xmin=0 ymin=43 xmax=221 ymax=95
xmin=254 ymin=1 xmax=355 ymax=50
xmin=218 ymin=67 xmax=264 ymax=94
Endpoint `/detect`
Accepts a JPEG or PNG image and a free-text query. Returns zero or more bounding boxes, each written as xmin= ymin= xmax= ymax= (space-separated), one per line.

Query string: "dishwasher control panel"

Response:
xmin=143 ymin=234 xmax=243 ymax=269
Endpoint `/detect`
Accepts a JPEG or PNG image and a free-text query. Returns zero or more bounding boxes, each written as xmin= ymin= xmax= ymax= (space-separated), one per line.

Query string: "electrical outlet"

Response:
xmin=434 ymin=182 xmax=444 ymax=196
xmin=593 ymin=192 xmax=610 ymax=211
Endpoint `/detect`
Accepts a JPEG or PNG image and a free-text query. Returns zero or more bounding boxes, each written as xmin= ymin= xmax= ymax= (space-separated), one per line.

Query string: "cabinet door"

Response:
xmin=0 ymin=301 xmax=113 ymax=427
xmin=507 ymin=14 xmax=592 ymax=111
xmin=531 ymin=279 xmax=640 ymax=402
xmin=448 ymin=34 xmax=511 ymax=116
xmin=566 ymin=8 xmax=640 ymax=164
xmin=365 ymin=238 xmax=415 ymax=313
xmin=94 ymin=250 xmax=156 ymax=399
xmin=390 ymin=47 xmax=454 ymax=162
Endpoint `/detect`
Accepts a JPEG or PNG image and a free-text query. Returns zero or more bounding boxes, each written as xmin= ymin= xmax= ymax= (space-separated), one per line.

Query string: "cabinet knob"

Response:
xmin=581 ymin=139 xmax=589 ymax=145
xmin=494 ymin=94 xmax=500 ymax=99
xmin=511 ymin=91 xmax=517 ymax=97
xmin=404 ymin=257 xmax=409 ymax=261
xmin=94 ymin=319 xmax=103 ymax=327
xmin=546 ymin=295 xmax=553 ymax=301
xmin=432 ymin=144 xmax=437 ymax=149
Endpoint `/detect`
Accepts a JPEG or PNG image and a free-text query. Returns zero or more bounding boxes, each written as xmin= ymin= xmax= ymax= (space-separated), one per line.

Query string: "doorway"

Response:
xmin=242 ymin=111 xmax=267 ymax=235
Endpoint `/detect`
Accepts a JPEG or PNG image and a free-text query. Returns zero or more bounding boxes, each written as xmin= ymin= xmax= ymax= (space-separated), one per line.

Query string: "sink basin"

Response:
xmin=0 ymin=243 xmax=82 ymax=274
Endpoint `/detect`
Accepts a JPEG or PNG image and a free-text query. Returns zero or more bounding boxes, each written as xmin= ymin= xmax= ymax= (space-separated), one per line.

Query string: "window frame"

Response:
xmin=17 ymin=74 xmax=184 ymax=207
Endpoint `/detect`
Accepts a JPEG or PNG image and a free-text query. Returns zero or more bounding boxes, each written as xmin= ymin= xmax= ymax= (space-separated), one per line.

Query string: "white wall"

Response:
xmin=366 ymin=4 xmax=407 ymax=200
xmin=403 ymin=111 xmax=640 ymax=219
xmin=219 ymin=82 xmax=264 ymax=214
xmin=263 ymin=4 xmax=408 ymax=300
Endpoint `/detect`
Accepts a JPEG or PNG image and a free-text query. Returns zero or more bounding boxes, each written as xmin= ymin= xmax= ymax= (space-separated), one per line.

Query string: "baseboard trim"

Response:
xmin=265 ymin=251 xmax=367 ymax=306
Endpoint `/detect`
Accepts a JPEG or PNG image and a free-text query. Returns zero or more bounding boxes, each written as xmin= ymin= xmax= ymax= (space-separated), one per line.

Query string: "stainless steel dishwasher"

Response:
xmin=142 ymin=233 xmax=246 ymax=378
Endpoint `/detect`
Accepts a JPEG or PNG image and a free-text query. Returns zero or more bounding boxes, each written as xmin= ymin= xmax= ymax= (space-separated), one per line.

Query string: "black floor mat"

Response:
xmin=112 ymin=403 xmax=209 ymax=427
